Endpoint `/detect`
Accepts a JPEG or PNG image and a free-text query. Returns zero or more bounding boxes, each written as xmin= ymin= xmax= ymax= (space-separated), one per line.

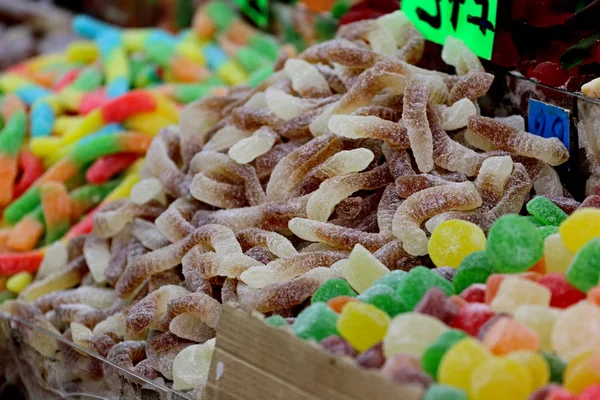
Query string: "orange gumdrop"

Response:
xmin=327 ymin=296 xmax=359 ymax=313
xmin=450 ymin=295 xmax=468 ymax=309
xmin=529 ymin=257 xmax=546 ymax=274
xmin=485 ymin=272 xmax=543 ymax=304
xmin=588 ymin=287 xmax=600 ymax=307
xmin=482 ymin=317 xmax=540 ymax=355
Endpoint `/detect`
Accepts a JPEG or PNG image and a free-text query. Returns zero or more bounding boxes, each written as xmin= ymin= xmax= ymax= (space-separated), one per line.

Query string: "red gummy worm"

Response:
xmin=100 ymin=91 xmax=157 ymax=123
xmin=0 ymin=250 xmax=44 ymax=275
xmin=86 ymin=152 xmax=139 ymax=184
xmin=79 ymin=88 xmax=107 ymax=115
xmin=13 ymin=151 xmax=45 ymax=200
xmin=65 ymin=205 xmax=99 ymax=239
xmin=53 ymin=69 xmax=81 ymax=92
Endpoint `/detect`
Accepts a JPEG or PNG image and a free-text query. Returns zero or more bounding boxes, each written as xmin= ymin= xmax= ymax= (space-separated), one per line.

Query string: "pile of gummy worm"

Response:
xmin=4 ymin=8 xmax=600 ymax=400
xmin=0 ymin=0 xmax=285 ymax=299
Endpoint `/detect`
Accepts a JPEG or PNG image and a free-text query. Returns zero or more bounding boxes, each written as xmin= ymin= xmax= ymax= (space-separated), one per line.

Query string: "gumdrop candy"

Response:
xmin=486 ymin=215 xmax=544 ymax=273
xmin=559 ymin=208 xmax=600 ymax=254
xmin=539 ymin=226 xmax=559 ymax=239
xmin=292 ymin=302 xmax=339 ymax=342
xmin=588 ymin=286 xmax=600 ymax=307
xmin=566 ymin=238 xmax=600 ymax=293
xmin=437 ymin=337 xmax=491 ymax=393
xmin=428 ymin=220 xmax=486 ymax=268
xmin=312 ymin=278 xmax=357 ymax=303
xmin=372 ymin=270 xmax=407 ymax=291
xmin=563 ymin=349 xmax=600 ymax=394
xmin=552 ymin=301 xmax=600 ymax=361
xmin=451 ymin=303 xmax=495 ymax=336
xmin=265 ymin=315 xmax=288 ymax=327
xmin=356 ymin=342 xmax=386 ymax=369
xmin=526 ymin=196 xmax=568 ymax=226
xmin=453 ymin=251 xmax=494 ymax=294
xmin=541 ymin=351 xmax=566 ymax=384
xmin=469 ymin=357 xmax=532 ymax=400
xmin=514 ymin=305 xmax=561 ymax=352
xmin=327 ymin=296 xmax=359 ymax=313
xmin=538 ymin=273 xmax=586 ymax=308
xmin=459 ymin=284 xmax=486 ymax=303
xmin=579 ymin=383 xmax=600 ymax=400
xmin=414 ymin=287 xmax=458 ymax=325
xmin=383 ymin=312 xmax=448 ymax=358
xmin=505 ymin=350 xmax=550 ymax=391
xmin=423 ymin=384 xmax=467 ymax=400
xmin=485 ymin=272 xmax=542 ymax=304
xmin=482 ymin=317 xmax=540 ymax=355
xmin=320 ymin=335 xmax=358 ymax=358
xmin=357 ymin=284 xmax=406 ymax=317
xmin=381 ymin=354 xmax=433 ymax=389
xmin=421 ymin=329 xmax=467 ymax=379
xmin=544 ymin=234 xmax=574 ymax=274
xmin=337 ymin=302 xmax=390 ymax=352
xmin=396 ymin=266 xmax=454 ymax=310
xmin=490 ymin=277 xmax=551 ymax=314
xmin=343 ymin=244 xmax=390 ymax=293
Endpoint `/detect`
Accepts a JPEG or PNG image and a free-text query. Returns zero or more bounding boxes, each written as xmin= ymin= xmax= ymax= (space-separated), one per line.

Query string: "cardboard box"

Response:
xmin=205 ymin=304 xmax=424 ymax=400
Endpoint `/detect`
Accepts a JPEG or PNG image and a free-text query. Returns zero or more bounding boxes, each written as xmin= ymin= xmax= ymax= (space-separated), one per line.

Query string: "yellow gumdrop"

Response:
xmin=559 ymin=208 xmax=600 ymax=253
xmin=438 ymin=337 xmax=491 ymax=393
xmin=383 ymin=313 xmax=448 ymax=358
xmin=544 ymin=233 xmax=573 ymax=274
xmin=337 ymin=302 xmax=390 ymax=352
xmin=428 ymin=220 xmax=486 ymax=268
xmin=505 ymin=351 xmax=549 ymax=391
xmin=6 ymin=272 xmax=34 ymax=294
xmin=470 ymin=357 xmax=532 ymax=400
xmin=564 ymin=350 xmax=600 ymax=394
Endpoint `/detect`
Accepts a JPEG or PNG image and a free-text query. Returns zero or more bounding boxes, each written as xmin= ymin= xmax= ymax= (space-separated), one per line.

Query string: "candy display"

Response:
xmin=2 ymin=4 xmax=600 ymax=400
xmin=0 ymin=2 xmax=285 ymax=302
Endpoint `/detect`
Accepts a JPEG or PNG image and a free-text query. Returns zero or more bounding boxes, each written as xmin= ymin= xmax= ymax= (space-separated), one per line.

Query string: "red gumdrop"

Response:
xmin=538 ymin=273 xmax=586 ymax=309
xmin=414 ymin=287 xmax=458 ymax=325
xmin=450 ymin=303 xmax=495 ymax=337
xmin=530 ymin=62 xmax=569 ymax=87
xmin=460 ymin=284 xmax=486 ymax=303
xmin=578 ymin=384 xmax=600 ymax=400
xmin=547 ymin=387 xmax=577 ymax=400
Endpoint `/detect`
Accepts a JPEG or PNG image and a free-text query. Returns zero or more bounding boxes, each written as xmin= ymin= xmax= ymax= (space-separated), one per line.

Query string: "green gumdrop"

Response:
xmin=526 ymin=196 xmax=568 ymax=226
xmin=538 ymin=225 xmax=559 ymax=240
xmin=357 ymin=284 xmax=406 ymax=317
xmin=566 ymin=237 xmax=600 ymax=292
xmin=453 ymin=251 xmax=494 ymax=294
xmin=424 ymin=384 xmax=468 ymax=400
xmin=525 ymin=215 xmax=545 ymax=227
xmin=292 ymin=303 xmax=339 ymax=342
xmin=541 ymin=351 xmax=566 ymax=384
xmin=486 ymin=214 xmax=543 ymax=273
xmin=264 ymin=315 xmax=287 ymax=327
xmin=372 ymin=270 xmax=407 ymax=291
xmin=396 ymin=267 xmax=454 ymax=310
xmin=421 ymin=330 xmax=467 ymax=380
xmin=312 ymin=278 xmax=357 ymax=303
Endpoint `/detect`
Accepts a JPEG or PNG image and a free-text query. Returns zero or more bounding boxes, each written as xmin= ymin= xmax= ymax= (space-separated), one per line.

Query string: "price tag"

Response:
xmin=401 ymin=0 xmax=498 ymax=60
xmin=235 ymin=0 xmax=270 ymax=28
xmin=528 ymin=99 xmax=570 ymax=151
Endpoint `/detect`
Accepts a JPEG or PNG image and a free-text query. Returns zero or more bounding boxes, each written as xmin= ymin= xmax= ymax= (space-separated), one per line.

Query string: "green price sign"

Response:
xmin=401 ymin=0 xmax=498 ymax=60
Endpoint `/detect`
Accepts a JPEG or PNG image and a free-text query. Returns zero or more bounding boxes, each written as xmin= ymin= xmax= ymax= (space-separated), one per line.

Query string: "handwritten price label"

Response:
xmin=401 ymin=0 xmax=498 ymax=60
xmin=528 ymin=99 xmax=570 ymax=151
